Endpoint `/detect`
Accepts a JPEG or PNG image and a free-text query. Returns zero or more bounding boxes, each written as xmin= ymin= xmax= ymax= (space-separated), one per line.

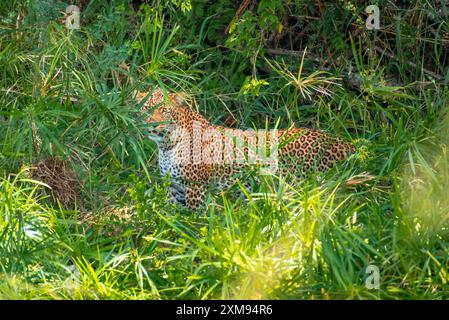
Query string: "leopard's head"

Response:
xmin=135 ymin=88 xmax=185 ymax=142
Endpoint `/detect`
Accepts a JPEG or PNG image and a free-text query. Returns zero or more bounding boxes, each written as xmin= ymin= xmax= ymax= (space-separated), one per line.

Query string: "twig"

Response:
xmin=264 ymin=48 xmax=321 ymax=63
xmin=224 ymin=0 xmax=252 ymax=34
xmin=373 ymin=46 xmax=443 ymax=80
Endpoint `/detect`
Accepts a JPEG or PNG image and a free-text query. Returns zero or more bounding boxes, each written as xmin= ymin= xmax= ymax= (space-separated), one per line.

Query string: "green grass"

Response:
xmin=1 ymin=0 xmax=449 ymax=299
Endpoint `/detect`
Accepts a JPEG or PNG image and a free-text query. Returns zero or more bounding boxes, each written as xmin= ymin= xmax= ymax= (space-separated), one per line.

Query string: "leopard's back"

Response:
xmin=277 ymin=127 xmax=355 ymax=175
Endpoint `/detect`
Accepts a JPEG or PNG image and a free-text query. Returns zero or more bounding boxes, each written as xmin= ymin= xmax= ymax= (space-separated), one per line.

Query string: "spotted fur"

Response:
xmin=136 ymin=89 xmax=355 ymax=209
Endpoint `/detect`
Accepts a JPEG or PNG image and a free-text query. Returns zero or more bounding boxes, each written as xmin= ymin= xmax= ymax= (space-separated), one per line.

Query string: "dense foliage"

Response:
xmin=0 ymin=0 xmax=449 ymax=299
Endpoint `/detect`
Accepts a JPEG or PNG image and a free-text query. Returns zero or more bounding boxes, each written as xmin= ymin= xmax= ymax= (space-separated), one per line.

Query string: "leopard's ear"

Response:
xmin=134 ymin=88 xmax=166 ymax=107
xmin=138 ymin=87 xmax=185 ymax=110
xmin=150 ymin=87 xmax=173 ymax=106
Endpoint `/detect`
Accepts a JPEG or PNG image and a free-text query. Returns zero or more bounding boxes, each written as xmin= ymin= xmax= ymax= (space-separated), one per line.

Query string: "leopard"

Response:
xmin=136 ymin=88 xmax=355 ymax=210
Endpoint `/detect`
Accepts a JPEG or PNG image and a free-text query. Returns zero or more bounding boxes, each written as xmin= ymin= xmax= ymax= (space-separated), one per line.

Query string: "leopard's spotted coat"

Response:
xmin=136 ymin=89 xmax=355 ymax=209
